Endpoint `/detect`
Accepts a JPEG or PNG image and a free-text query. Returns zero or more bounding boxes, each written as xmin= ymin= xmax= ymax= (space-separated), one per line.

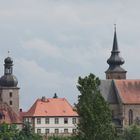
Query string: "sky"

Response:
xmin=0 ymin=0 xmax=140 ymax=110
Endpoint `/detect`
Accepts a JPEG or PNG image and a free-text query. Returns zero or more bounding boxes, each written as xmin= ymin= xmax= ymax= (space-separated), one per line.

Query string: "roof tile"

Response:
xmin=23 ymin=98 xmax=78 ymax=117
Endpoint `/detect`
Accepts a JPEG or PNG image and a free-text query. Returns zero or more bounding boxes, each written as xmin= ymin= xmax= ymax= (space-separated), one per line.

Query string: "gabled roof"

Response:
xmin=114 ymin=80 xmax=140 ymax=104
xmin=23 ymin=98 xmax=78 ymax=117
xmin=0 ymin=102 xmax=21 ymax=124
xmin=100 ymin=80 xmax=119 ymax=104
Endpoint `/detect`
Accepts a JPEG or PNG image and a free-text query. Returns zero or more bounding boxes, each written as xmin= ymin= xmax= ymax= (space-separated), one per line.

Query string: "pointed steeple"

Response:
xmin=112 ymin=24 xmax=119 ymax=53
xmin=105 ymin=25 xmax=127 ymax=79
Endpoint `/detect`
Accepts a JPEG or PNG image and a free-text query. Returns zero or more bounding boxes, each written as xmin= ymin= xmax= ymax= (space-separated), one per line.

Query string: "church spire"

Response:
xmin=105 ymin=25 xmax=127 ymax=79
xmin=112 ymin=24 xmax=119 ymax=53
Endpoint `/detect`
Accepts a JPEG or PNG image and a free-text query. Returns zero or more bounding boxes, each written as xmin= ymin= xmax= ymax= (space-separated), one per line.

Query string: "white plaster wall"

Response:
xmin=31 ymin=117 xmax=78 ymax=134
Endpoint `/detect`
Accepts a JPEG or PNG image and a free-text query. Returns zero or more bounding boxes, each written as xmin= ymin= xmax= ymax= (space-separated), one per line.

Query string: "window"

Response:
xmin=45 ymin=118 xmax=49 ymax=124
xmin=0 ymin=93 xmax=2 ymax=101
xmin=45 ymin=129 xmax=49 ymax=134
xmin=72 ymin=129 xmax=76 ymax=134
xmin=9 ymin=100 xmax=12 ymax=105
xmin=64 ymin=118 xmax=68 ymax=124
xmin=72 ymin=118 xmax=76 ymax=124
xmin=64 ymin=129 xmax=68 ymax=133
xmin=37 ymin=129 xmax=41 ymax=134
xmin=129 ymin=109 xmax=133 ymax=125
xmin=37 ymin=118 xmax=41 ymax=124
xmin=55 ymin=118 xmax=59 ymax=124
xmin=55 ymin=129 xmax=59 ymax=134
xmin=26 ymin=118 xmax=29 ymax=122
xmin=9 ymin=92 xmax=12 ymax=97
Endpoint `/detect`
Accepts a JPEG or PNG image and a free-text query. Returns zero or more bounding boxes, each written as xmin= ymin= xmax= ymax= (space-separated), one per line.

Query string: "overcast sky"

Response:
xmin=0 ymin=0 xmax=140 ymax=110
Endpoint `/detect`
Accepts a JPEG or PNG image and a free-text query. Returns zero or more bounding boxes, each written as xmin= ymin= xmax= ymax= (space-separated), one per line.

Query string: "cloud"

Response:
xmin=15 ymin=58 xmax=75 ymax=110
xmin=0 ymin=0 xmax=140 ymax=110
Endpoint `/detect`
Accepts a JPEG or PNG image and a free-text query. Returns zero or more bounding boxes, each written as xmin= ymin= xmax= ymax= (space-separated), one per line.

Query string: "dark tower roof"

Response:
xmin=4 ymin=57 xmax=13 ymax=64
xmin=105 ymin=25 xmax=127 ymax=79
xmin=0 ymin=57 xmax=18 ymax=87
xmin=107 ymin=26 xmax=125 ymax=66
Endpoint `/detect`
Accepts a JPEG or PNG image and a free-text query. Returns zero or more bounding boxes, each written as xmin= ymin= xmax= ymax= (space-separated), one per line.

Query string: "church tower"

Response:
xmin=0 ymin=57 xmax=19 ymax=115
xmin=105 ymin=26 xmax=127 ymax=79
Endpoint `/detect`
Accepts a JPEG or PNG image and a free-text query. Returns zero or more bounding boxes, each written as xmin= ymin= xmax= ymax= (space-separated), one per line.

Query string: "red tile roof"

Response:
xmin=23 ymin=98 xmax=78 ymax=117
xmin=115 ymin=80 xmax=140 ymax=104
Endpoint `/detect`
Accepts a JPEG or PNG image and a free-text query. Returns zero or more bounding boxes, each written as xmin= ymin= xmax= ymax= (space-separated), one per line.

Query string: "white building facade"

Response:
xmin=23 ymin=96 xmax=79 ymax=135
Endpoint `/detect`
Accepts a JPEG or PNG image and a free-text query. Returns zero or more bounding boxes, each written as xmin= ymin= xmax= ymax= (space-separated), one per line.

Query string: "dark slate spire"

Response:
xmin=105 ymin=25 xmax=127 ymax=79
xmin=112 ymin=25 xmax=119 ymax=53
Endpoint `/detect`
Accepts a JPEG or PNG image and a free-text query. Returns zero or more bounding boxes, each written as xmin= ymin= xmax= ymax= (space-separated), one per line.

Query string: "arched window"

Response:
xmin=129 ymin=109 xmax=133 ymax=125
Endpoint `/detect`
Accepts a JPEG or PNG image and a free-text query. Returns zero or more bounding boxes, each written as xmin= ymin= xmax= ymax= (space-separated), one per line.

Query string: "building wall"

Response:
xmin=0 ymin=88 xmax=19 ymax=115
xmin=110 ymin=104 xmax=122 ymax=118
xmin=123 ymin=104 xmax=140 ymax=126
xmin=106 ymin=72 xmax=126 ymax=80
xmin=24 ymin=117 xmax=78 ymax=134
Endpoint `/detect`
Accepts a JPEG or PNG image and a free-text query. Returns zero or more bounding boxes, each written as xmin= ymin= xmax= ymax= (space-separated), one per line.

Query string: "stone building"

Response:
xmin=100 ymin=27 xmax=140 ymax=127
xmin=0 ymin=57 xmax=22 ymax=127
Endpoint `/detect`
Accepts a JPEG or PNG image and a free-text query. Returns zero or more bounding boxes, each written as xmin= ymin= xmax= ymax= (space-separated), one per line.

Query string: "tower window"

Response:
xmin=9 ymin=100 xmax=12 ymax=105
xmin=9 ymin=92 xmax=12 ymax=97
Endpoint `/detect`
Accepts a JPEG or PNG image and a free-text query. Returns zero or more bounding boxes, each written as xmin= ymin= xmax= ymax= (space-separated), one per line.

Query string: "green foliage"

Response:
xmin=76 ymin=73 xmax=115 ymax=140
xmin=18 ymin=122 xmax=43 ymax=140
xmin=0 ymin=122 xmax=43 ymax=140
xmin=118 ymin=125 xmax=140 ymax=140
xmin=48 ymin=135 xmax=78 ymax=140
xmin=0 ymin=123 xmax=19 ymax=140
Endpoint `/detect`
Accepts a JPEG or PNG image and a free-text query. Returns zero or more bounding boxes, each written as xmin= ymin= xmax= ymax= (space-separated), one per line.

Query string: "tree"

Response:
xmin=48 ymin=135 xmax=78 ymax=140
xmin=119 ymin=125 xmax=140 ymax=140
xmin=76 ymin=73 xmax=115 ymax=140
xmin=0 ymin=122 xmax=43 ymax=140
xmin=0 ymin=123 xmax=19 ymax=140
xmin=18 ymin=122 xmax=43 ymax=140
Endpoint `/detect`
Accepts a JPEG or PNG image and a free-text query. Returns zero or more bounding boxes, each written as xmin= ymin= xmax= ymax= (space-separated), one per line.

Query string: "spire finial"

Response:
xmin=114 ymin=24 xmax=116 ymax=32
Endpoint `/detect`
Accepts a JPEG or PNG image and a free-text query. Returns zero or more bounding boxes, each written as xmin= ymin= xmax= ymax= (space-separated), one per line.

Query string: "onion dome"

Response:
xmin=0 ymin=75 xmax=18 ymax=87
xmin=107 ymin=28 xmax=125 ymax=66
xmin=4 ymin=57 xmax=13 ymax=64
xmin=0 ymin=57 xmax=18 ymax=87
